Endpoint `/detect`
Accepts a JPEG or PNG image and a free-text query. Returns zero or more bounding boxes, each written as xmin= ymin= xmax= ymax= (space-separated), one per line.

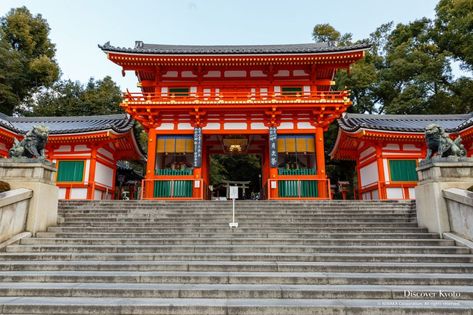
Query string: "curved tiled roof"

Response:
xmin=99 ymin=41 xmax=371 ymax=55
xmin=338 ymin=113 xmax=473 ymax=133
xmin=0 ymin=113 xmax=134 ymax=135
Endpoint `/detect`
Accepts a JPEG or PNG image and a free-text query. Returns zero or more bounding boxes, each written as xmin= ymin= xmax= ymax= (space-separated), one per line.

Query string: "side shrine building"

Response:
xmin=0 ymin=114 xmax=144 ymax=200
xmin=331 ymin=113 xmax=473 ymax=200
xmin=100 ymin=41 xmax=369 ymax=200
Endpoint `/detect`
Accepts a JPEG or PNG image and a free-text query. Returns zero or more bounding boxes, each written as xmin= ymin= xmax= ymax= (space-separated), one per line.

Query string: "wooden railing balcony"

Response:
xmin=122 ymin=90 xmax=350 ymax=105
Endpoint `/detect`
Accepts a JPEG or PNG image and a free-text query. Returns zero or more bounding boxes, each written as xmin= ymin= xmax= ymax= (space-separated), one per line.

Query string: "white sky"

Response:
xmin=2 ymin=0 xmax=440 ymax=90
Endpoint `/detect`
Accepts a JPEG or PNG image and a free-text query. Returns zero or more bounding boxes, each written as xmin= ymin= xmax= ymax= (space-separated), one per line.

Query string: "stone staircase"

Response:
xmin=0 ymin=200 xmax=472 ymax=314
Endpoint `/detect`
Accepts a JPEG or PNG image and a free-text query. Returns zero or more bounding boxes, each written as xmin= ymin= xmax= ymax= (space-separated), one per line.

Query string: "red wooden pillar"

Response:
xmin=356 ymin=159 xmax=362 ymax=200
xmin=145 ymin=129 xmax=157 ymax=199
xmin=315 ymin=127 xmax=327 ymax=198
xmin=87 ymin=146 xmax=98 ymax=200
xmin=375 ymin=145 xmax=387 ymax=200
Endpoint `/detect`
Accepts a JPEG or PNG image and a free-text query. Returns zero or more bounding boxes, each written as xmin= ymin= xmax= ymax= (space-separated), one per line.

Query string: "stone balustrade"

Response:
xmin=0 ymin=188 xmax=32 ymax=247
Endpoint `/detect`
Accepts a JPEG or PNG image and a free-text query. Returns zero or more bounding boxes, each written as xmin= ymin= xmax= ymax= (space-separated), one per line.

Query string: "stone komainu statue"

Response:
xmin=425 ymin=123 xmax=466 ymax=160
xmin=9 ymin=125 xmax=49 ymax=159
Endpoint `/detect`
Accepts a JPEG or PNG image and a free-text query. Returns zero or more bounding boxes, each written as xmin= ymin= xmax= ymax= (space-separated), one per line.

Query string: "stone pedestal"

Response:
xmin=0 ymin=159 xmax=58 ymax=235
xmin=415 ymin=157 xmax=473 ymax=235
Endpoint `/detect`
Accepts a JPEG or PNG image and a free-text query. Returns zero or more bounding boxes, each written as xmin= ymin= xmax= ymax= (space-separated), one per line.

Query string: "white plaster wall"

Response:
xmin=362 ymin=192 xmax=371 ymax=200
xmin=224 ymin=123 xmax=247 ymax=130
xmin=383 ymin=159 xmax=390 ymax=183
xmin=98 ymin=148 xmax=113 ymax=161
xmin=162 ymin=71 xmax=178 ymax=78
xmin=55 ymin=145 xmax=71 ymax=152
xmin=94 ymin=162 xmax=114 ymax=188
xmin=84 ymin=160 xmax=90 ymax=185
xmin=58 ymin=188 xmax=66 ymax=199
xmin=94 ymin=190 xmax=102 ymax=200
xmin=177 ymin=123 xmax=193 ymax=130
xmin=372 ymin=190 xmax=379 ymax=200
xmin=274 ymin=70 xmax=289 ymax=77
xmin=182 ymin=71 xmax=196 ymax=78
xmin=403 ymin=144 xmax=420 ymax=151
xmin=251 ymin=123 xmax=267 ymax=130
xmin=384 ymin=143 xmax=400 ymax=150
xmin=74 ymin=145 xmax=89 ymax=152
xmin=155 ymin=123 xmax=174 ymax=130
xmin=359 ymin=147 xmax=375 ymax=160
xmin=297 ymin=122 xmax=315 ymax=129
xmin=203 ymin=123 xmax=220 ymax=130
xmin=70 ymin=188 xmax=87 ymax=199
xmin=224 ymin=70 xmax=246 ymax=77
xmin=387 ymin=188 xmax=404 ymax=199
xmin=279 ymin=122 xmax=294 ymax=129
xmin=360 ymin=162 xmax=379 ymax=187
xmin=303 ymin=86 xmax=310 ymax=95
xmin=409 ymin=188 xmax=416 ymax=199
xmin=204 ymin=71 xmax=221 ymax=78
xmin=250 ymin=70 xmax=266 ymax=77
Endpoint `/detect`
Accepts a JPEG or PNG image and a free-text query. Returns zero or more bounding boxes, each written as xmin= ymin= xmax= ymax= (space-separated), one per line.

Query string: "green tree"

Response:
xmin=0 ymin=7 xmax=59 ymax=115
xmin=382 ymin=18 xmax=454 ymax=114
xmin=435 ymin=0 xmax=473 ymax=70
xmin=27 ymin=76 xmax=123 ymax=116
xmin=312 ymin=23 xmax=353 ymax=46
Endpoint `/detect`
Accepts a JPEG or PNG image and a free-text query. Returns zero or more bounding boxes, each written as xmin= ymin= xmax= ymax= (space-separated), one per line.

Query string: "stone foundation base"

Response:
xmin=0 ymin=159 xmax=58 ymax=235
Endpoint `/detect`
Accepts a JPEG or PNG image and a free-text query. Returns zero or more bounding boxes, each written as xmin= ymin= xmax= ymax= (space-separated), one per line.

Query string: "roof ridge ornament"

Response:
xmin=135 ymin=41 xmax=144 ymax=49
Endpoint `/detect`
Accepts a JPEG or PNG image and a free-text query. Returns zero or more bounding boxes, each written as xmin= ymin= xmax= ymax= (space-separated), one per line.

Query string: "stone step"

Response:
xmin=60 ymin=220 xmax=418 ymax=226
xmin=37 ymin=231 xmax=436 ymax=239
xmin=0 ymin=252 xmax=471 ymax=263
xmin=0 ymin=283 xmax=471 ymax=300
xmin=60 ymin=212 xmax=413 ymax=222
xmin=1 ymin=260 xmax=473 ymax=273
xmin=22 ymin=237 xmax=454 ymax=246
xmin=44 ymin=227 xmax=424 ymax=235
xmin=59 ymin=207 xmax=415 ymax=213
xmin=0 ymin=271 xmax=472 ymax=285
xmin=54 ymin=223 xmax=421 ymax=229
xmin=2 ymin=296 xmax=471 ymax=315
xmin=62 ymin=221 xmax=416 ymax=227
xmin=59 ymin=205 xmax=415 ymax=210
xmin=7 ymin=244 xmax=468 ymax=255
xmin=62 ymin=215 xmax=415 ymax=221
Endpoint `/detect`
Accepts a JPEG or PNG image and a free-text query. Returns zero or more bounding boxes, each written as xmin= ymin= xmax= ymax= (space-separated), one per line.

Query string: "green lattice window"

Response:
xmin=278 ymin=180 xmax=318 ymax=197
xmin=389 ymin=160 xmax=418 ymax=182
xmin=57 ymin=160 xmax=84 ymax=182
xmin=282 ymin=87 xmax=302 ymax=96
xmin=154 ymin=180 xmax=193 ymax=198
xmin=169 ymin=87 xmax=189 ymax=96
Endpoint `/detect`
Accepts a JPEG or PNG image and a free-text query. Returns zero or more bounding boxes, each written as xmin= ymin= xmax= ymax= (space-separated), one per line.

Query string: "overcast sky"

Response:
xmin=2 ymin=0 xmax=440 ymax=90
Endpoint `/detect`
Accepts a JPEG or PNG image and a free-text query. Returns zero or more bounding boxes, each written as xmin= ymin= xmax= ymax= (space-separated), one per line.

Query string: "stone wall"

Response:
xmin=0 ymin=160 xmax=58 ymax=235
xmin=0 ymin=188 xmax=32 ymax=243
xmin=415 ymin=158 xmax=473 ymax=235
xmin=443 ymin=188 xmax=473 ymax=241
